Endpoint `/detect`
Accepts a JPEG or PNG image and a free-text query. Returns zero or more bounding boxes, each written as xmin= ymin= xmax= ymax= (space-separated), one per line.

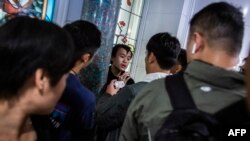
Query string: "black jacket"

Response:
xmin=96 ymin=82 xmax=147 ymax=141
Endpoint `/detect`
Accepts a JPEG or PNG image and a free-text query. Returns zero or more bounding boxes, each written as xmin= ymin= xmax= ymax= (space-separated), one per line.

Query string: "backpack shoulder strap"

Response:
xmin=214 ymin=99 xmax=249 ymax=124
xmin=165 ymin=73 xmax=196 ymax=109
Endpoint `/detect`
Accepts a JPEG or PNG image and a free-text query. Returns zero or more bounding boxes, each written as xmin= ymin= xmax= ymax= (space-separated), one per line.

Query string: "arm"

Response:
xmin=96 ymin=79 xmax=120 ymax=118
xmin=96 ymin=86 xmax=135 ymax=131
xmin=119 ymin=97 xmax=140 ymax=141
xmin=97 ymin=79 xmax=119 ymax=101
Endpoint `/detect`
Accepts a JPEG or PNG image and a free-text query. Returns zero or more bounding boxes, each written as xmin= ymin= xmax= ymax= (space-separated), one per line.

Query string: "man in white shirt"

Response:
xmin=95 ymin=32 xmax=181 ymax=141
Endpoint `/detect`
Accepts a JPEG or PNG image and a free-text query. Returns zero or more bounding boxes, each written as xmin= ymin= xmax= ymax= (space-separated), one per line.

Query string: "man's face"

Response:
xmin=111 ymin=48 xmax=132 ymax=71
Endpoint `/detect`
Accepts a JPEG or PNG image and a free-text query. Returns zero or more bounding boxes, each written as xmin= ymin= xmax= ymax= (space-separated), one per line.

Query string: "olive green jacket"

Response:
xmin=119 ymin=60 xmax=245 ymax=141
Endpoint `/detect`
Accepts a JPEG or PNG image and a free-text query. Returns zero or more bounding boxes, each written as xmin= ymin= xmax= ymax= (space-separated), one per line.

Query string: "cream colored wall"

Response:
xmin=130 ymin=0 xmax=185 ymax=82
xmin=131 ymin=0 xmax=250 ymax=82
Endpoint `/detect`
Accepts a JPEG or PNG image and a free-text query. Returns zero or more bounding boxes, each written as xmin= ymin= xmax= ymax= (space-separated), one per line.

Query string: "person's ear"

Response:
xmin=192 ymin=32 xmax=204 ymax=54
xmin=34 ymin=68 xmax=47 ymax=92
xmin=170 ymin=63 xmax=182 ymax=74
xmin=175 ymin=64 xmax=183 ymax=73
xmin=148 ymin=52 xmax=156 ymax=64
xmin=81 ymin=53 xmax=92 ymax=67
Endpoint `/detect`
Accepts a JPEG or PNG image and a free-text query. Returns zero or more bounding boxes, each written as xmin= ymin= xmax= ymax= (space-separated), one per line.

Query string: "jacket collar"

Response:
xmin=185 ymin=60 xmax=245 ymax=89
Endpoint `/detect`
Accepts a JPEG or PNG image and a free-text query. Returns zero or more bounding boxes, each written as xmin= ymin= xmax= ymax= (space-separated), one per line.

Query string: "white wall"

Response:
xmin=53 ymin=0 xmax=84 ymax=26
xmin=131 ymin=0 xmax=184 ymax=82
xmin=52 ymin=0 xmax=69 ymax=26
xmin=52 ymin=0 xmax=250 ymax=82
xmin=131 ymin=0 xmax=250 ymax=82
xmin=176 ymin=0 xmax=196 ymax=50
xmin=65 ymin=0 xmax=84 ymax=24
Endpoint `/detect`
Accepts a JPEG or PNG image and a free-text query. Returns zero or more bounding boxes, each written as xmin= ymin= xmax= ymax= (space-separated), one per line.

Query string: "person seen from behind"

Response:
xmin=120 ymin=2 xmax=246 ymax=141
xmin=49 ymin=20 xmax=102 ymax=141
xmin=96 ymin=32 xmax=181 ymax=141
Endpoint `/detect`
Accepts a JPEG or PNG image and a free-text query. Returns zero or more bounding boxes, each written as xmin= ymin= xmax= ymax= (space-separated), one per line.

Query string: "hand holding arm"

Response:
xmin=118 ymin=72 xmax=131 ymax=84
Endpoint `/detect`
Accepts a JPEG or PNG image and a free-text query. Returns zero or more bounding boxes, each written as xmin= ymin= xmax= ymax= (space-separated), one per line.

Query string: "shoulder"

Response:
xmin=137 ymin=78 xmax=166 ymax=98
xmin=125 ymin=78 xmax=173 ymax=137
xmin=126 ymin=82 xmax=148 ymax=96
xmin=61 ymin=76 xmax=96 ymax=106
xmin=80 ymin=85 xmax=96 ymax=101
xmin=113 ymin=82 xmax=148 ymax=103
xmin=127 ymin=77 xmax=135 ymax=85
xmin=128 ymin=78 xmax=170 ymax=113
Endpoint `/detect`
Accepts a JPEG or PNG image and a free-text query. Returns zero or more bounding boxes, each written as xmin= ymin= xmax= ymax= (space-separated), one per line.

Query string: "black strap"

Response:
xmin=165 ymin=73 xmax=196 ymax=109
xmin=165 ymin=73 xmax=250 ymax=123
xmin=214 ymin=99 xmax=249 ymax=124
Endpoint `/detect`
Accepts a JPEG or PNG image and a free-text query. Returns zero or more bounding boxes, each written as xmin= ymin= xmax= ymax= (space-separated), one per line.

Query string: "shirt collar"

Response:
xmin=143 ymin=72 xmax=171 ymax=82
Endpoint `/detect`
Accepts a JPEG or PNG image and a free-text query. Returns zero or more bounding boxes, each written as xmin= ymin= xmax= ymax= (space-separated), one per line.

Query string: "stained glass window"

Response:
xmin=114 ymin=0 xmax=144 ymax=51
xmin=0 ymin=0 xmax=55 ymax=25
xmin=113 ymin=0 xmax=144 ymax=71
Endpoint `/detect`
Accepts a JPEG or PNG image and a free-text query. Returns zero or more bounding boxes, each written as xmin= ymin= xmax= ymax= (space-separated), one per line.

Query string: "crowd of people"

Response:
xmin=0 ymin=1 xmax=249 ymax=141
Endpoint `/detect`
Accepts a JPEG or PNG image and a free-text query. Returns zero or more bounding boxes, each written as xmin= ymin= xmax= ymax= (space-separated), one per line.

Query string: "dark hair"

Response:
xmin=178 ymin=49 xmax=187 ymax=71
xmin=0 ymin=16 xmax=74 ymax=99
xmin=111 ymin=44 xmax=133 ymax=58
xmin=146 ymin=32 xmax=181 ymax=69
xmin=63 ymin=20 xmax=101 ymax=67
xmin=190 ymin=2 xmax=244 ymax=56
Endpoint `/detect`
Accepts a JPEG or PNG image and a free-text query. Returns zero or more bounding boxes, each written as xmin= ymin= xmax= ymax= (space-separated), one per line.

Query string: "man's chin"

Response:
xmin=119 ymin=68 xmax=126 ymax=71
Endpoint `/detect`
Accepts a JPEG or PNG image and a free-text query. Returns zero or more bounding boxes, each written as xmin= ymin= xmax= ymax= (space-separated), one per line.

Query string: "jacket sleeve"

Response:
xmin=96 ymin=86 xmax=135 ymax=131
xmin=119 ymin=95 xmax=140 ymax=141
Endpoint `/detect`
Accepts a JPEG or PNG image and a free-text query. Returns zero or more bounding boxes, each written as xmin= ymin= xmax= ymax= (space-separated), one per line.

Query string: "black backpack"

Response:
xmin=155 ymin=73 xmax=249 ymax=141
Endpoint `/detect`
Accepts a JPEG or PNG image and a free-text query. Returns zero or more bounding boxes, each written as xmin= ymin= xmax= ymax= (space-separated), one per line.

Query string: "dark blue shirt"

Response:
xmin=50 ymin=73 xmax=96 ymax=141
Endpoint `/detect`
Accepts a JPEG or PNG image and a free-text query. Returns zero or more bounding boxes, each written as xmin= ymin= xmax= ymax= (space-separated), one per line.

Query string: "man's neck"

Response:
xmin=199 ymin=49 xmax=238 ymax=70
xmin=71 ymin=61 xmax=83 ymax=75
xmin=111 ymin=65 xmax=121 ymax=76
xmin=0 ymin=101 xmax=30 ymax=140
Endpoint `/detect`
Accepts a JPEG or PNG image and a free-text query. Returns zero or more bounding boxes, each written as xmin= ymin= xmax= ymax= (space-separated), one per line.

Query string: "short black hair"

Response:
xmin=63 ymin=20 xmax=101 ymax=67
xmin=111 ymin=44 xmax=133 ymax=58
xmin=146 ymin=32 xmax=181 ymax=69
xmin=0 ymin=16 xmax=74 ymax=99
xmin=178 ymin=49 xmax=187 ymax=71
xmin=190 ymin=2 xmax=244 ymax=56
